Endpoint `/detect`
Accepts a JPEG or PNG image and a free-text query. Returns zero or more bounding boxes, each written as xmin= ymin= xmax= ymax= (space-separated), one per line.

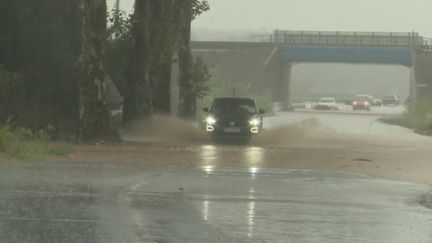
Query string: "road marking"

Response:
xmin=130 ymin=181 xmax=147 ymax=191
xmin=0 ymin=216 xmax=99 ymax=223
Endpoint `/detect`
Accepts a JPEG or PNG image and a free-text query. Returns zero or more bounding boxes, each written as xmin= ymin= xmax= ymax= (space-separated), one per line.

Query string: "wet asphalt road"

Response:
xmin=0 ymin=163 xmax=431 ymax=243
xmin=1 ymin=110 xmax=432 ymax=242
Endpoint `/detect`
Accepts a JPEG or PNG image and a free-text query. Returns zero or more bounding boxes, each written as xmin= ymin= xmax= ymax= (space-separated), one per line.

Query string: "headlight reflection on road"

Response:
xmin=202 ymin=196 xmax=210 ymax=222
xmin=202 ymin=165 xmax=214 ymax=175
xmin=200 ymin=145 xmax=218 ymax=176
xmin=248 ymin=187 xmax=256 ymax=239
xmin=249 ymin=167 xmax=259 ymax=175
xmin=245 ymin=147 xmax=263 ymax=179
xmin=245 ymin=147 xmax=264 ymax=166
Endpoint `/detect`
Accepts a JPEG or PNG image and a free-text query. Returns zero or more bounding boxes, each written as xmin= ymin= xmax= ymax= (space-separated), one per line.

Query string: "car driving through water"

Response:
xmin=203 ymin=97 xmax=265 ymax=140
xmin=352 ymin=95 xmax=373 ymax=111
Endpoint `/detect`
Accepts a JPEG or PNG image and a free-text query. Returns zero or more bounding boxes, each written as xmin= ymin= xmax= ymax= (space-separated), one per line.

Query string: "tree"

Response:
xmin=0 ymin=0 xmax=81 ymax=132
xmin=125 ymin=0 xmax=153 ymax=121
xmin=192 ymin=0 xmax=210 ymax=20
xmin=176 ymin=0 xmax=209 ymax=119
xmin=177 ymin=0 xmax=194 ymax=119
xmin=77 ymin=0 xmax=114 ymax=141
xmin=148 ymin=1 xmax=177 ymax=114
xmin=192 ymin=57 xmax=212 ymax=99
xmin=107 ymin=0 xmax=210 ymax=121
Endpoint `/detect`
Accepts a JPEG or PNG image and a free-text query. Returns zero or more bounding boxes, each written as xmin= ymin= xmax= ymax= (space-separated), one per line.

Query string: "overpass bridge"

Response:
xmin=192 ymin=30 xmax=432 ymax=109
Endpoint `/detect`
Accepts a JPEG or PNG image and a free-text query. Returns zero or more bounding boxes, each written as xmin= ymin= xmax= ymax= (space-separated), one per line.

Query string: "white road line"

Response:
xmin=0 ymin=216 xmax=99 ymax=223
xmin=130 ymin=181 xmax=147 ymax=191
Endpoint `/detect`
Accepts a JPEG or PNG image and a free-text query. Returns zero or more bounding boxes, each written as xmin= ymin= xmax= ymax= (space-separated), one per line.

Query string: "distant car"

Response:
xmin=203 ymin=97 xmax=265 ymax=140
xmin=314 ymin=97 xmax=338 ymax=110
xmin=344 ymin=99 xmax=354 ymax=105
xmin=382 ymin=94 xmax=400 ymax=106
xmin=352 ymin=95 xmax=372 ymax=111
xmin=372 ymin=98 xmax=383 ymax=106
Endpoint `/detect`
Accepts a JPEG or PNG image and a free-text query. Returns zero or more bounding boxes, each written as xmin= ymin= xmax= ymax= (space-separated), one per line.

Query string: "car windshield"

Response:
xmin=355 ymin=96 xmax=370 ymax=101
xmin=212 ymin=98 xmax=256 ymax=114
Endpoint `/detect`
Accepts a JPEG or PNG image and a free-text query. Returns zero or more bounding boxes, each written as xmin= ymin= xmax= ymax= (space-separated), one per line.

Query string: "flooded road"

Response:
xmin=0 ymin=163 xmax=430 ymax=243
xmin=1 ymin=110 xmax=432 ymax=242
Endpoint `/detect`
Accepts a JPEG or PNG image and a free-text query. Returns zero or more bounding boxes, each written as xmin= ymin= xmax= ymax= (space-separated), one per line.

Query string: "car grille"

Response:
xmin=216 ymin=120 xmax=249 ymax=127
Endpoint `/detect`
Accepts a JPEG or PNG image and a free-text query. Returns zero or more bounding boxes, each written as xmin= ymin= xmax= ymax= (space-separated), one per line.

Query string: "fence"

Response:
xmin=252 ymin=30 xmax=429 ymax=49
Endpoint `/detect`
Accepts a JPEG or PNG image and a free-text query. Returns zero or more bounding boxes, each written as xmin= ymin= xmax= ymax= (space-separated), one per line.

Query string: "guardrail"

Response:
xmin=252 ymin=30 xmax=429 ymax=49
xmin=421 ymin=38 xmax=432 ymax=51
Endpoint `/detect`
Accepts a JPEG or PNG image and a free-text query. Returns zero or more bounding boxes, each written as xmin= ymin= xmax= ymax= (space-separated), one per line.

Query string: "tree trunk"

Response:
xmin=149 ymin=1 xmax=174 ymax=114
xmin=177 ymin=0 xmax=196 ymax=119
xmin=77 ymin=0 xmax=114 ymax=142
xmin=128 ymin=0 xmax=153 ymax=119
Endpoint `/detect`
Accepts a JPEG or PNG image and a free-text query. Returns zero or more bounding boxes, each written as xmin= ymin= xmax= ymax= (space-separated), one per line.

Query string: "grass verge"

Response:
xmin=381 ymin=100 xmax=432 ymax=135
xmin=0 ymin=125 xmax=73 ymax=161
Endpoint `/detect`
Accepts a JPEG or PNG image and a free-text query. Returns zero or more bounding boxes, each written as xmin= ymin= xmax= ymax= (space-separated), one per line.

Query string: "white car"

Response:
xmin=314 ymin=97 xmax=338 ymax=110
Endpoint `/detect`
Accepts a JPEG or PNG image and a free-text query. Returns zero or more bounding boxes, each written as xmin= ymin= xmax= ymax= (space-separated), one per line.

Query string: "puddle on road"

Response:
xmin=121 ymin=115 xmax=210 ymax=144
xmin=255 ymin=118 xmax=337 ymax=147
xmin=121 ymin=116 xmax=335 ymax=148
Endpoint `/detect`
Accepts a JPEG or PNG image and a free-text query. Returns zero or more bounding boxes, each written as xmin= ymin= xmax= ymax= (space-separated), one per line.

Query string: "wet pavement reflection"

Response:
xmin=0 ymin=161 xmax=431 ymax=242
xmin=1 ymin=111 xmax=432 ymax=242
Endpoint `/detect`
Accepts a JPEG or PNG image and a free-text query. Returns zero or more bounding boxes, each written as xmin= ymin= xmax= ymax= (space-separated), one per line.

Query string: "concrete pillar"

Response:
xmin=414 ymin=50 xmax=432 ymax=100
xmin=170 ymin=54 xmax=179 ymax=115
xmin=409 ymin=65 xmax=417 ymax=103
xmin=409 ymin=49 xmax=418 ymax=103
xmin=281 ymin=63 xmax=292 ymax=110
xmin=266 ymin=61 xmax=292 ymax=110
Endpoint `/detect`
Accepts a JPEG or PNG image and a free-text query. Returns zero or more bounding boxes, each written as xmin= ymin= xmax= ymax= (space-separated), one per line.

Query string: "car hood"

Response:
xmin=212 ymin=112 xmax=255 ymax=121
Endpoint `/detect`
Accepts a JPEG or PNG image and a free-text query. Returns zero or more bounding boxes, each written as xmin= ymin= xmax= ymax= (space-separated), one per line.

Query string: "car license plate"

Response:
xmin=224 ymin=127 xmax=240 ymax=133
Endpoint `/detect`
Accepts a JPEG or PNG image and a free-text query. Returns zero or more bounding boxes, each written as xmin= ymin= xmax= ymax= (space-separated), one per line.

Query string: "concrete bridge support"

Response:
xmin=409 ymin=66 xmax=417 ymax=103
xmin=414 ymin=51 xmax=432 ymax=100
xmin=280 ymin=63 xmax=292 ymax=110
xmin=266 ymin=61 xmax=292 ymax=111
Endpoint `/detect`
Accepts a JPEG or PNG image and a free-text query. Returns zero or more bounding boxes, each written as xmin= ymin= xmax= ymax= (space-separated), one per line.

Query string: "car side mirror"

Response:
xmin=203 ymin=107 xmax=209 ymax=113
xmin=259 ymin=109 xmax=266 ymax=114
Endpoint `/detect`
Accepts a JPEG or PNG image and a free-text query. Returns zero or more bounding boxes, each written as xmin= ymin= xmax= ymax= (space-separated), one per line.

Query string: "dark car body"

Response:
xmin=203 ymin=97 xmax=265 ymax=139
xmin=382 ymin=94 xmax=400 ymax=106
xmin=352 ymin=95 xmax=372 ymax=111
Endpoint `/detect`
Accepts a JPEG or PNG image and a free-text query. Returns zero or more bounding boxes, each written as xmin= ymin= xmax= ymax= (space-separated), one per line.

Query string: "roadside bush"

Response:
xmin=382 ymin=99 xmax=432 ymax=135
xmin=0 ymin=125 xmax=16 ymax=152
xmin=0 ymin=124 xmax=70 ymax=161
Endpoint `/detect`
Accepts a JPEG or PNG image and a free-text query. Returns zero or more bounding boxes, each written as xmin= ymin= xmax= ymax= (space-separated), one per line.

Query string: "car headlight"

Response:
xmin=206 ymin=116 xmax=216 ymax=125
xmin=364 ymin=102 xmax=369 ymax=106
xmin=249 ymin=118 xmax=260 ymax=126
xmin=353 ymin=101 xmax=357 ymax=105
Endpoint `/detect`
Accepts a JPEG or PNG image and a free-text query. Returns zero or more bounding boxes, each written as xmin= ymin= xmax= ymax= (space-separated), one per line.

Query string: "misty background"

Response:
xmin=108 ymin=0 xmax=419 ymax=101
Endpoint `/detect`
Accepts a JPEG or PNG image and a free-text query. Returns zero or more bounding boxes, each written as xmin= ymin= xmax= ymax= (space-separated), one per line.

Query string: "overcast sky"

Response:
xmin=108 ymin=0 xmax=432 ymax=37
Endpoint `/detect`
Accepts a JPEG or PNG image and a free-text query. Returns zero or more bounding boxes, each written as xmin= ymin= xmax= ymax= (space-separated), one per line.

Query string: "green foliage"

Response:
xmin=0 ymin=0 xmax=81 ymax=133
xmin=381 ymin=99 xmax=432 ymax=135
xmin=0 ymin=124 xmax=71 ymax=160
xmin=192 ymin=57 xmax=212 ymax=99
xmin=47 ymin=144 xmax=73 ymax=157
xmin=192 ymin=0 xmax=210 ymax=19
xmin=108 ymin=9 xmax=131 ymax=40
xmin=8 ymin=142 xmax=47 ymax=161
xmin=0 ymin=125 xmax=16 ymax=152
xmin=0 ymin=0 xmax=211 ymax=130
